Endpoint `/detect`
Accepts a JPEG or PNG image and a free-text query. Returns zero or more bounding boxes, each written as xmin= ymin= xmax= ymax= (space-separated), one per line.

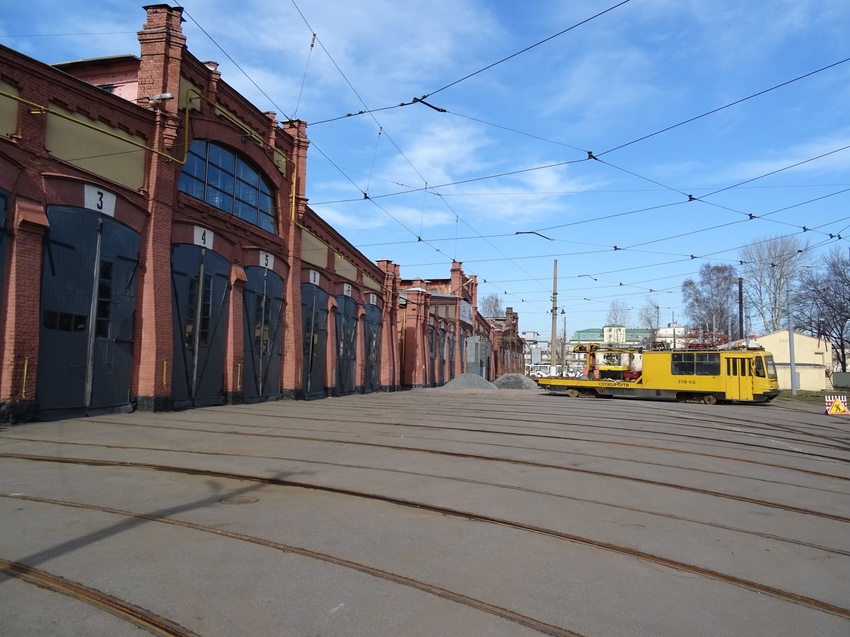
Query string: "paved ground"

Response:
xmin=1 ymin=388 xmax=849 ymax=636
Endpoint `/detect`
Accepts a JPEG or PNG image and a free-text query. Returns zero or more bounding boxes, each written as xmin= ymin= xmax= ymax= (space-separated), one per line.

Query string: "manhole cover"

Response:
xmin=219 ymin=496 xmax=259 ymax=505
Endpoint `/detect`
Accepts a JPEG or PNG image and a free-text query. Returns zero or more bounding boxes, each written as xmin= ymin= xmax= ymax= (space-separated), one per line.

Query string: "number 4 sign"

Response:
xmin=193 ymin=225 xmax=214 ymax=248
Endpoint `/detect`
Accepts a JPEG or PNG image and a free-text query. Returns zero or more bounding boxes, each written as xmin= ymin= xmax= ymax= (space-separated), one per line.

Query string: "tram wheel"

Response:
xmin=703 ymin=394 xmax=718 ymax=405
xmin=566 ymin=389 xmax=580 ymax=398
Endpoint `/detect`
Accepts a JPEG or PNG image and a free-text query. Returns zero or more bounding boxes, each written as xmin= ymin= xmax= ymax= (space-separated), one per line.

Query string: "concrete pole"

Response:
xmin=788 ymin=279 xmax=797 ymax=395
xmin=551 ymin=260 xmax=558 ymax=373
xmin=738 ymin=277 xmax=744 ymax=340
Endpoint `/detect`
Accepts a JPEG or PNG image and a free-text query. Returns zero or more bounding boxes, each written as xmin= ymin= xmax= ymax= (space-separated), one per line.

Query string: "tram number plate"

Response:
xmin=678 ymin=379 xmax=697 ymax=385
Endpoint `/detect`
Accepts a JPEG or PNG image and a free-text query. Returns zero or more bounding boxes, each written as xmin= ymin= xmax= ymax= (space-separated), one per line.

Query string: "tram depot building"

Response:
xmin=0 ymin=5 xmax=523 ymax=423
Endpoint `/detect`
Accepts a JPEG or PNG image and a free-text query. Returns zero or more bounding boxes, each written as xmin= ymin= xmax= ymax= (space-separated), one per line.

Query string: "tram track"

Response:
xmin=1 ymin=494 xmax=583 ymax=637
xmin=3 ymin=477 xmax=849 ymax=623
xmin=4 ymin=447 xmax=847 ymax=559
xmin=3 ymin=425 xmax=848 ymax=518
xmin=52 ymin=415 xmax=850 ymax=481
xmin=0 ymin=557 xmax=199 ymax=637
xmin=189 ymin=403 xmax=850 ymax=458
xmin=6 ymin=426 xmax=847 ymax=502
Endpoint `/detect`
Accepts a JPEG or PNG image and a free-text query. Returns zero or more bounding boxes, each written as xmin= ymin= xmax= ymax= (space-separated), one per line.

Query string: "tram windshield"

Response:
xmin=762 ymin=356 xmax=777 ymax=379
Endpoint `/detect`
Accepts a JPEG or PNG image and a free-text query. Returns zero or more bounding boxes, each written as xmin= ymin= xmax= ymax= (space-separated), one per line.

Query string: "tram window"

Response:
xmin=764 ymin=356 xmax=778 ymax=379
xmin=728 ymin=358 xmax=738 ymax=376
xmin=696 ymin=353 xmax=720 ymax=375
xmin=672 ymin=352 xmax=695 ymax=375
xmin=754 ymin=357 xmax=765 ymax=377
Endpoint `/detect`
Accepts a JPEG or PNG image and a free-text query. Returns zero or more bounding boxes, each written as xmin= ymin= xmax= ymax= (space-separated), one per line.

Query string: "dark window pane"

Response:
xmin=43 ymin=310 xmax=59 ymax=330
xmin=237 ymin=158 xmax=259 ymax=187
xmin=184 ymin=151 xmax=206 ymax=180
xmin=185 ymin=277 xmax=198 ymax=347
xmin=259 ymin=191 xmax=273 ymax=214
xmin=206 ymin=188 xmax=232 ymax=212
xmin=96 ymin=318 xmax=109 ymax=338
xmin=97 ymin=299 xmax=111 ymax=320
xmin=672 ymin=352 xmax=695 ymax=375
xmin=696 ymin=353 xmax=720 ymax=375
xmin=176 ymin=140 xmax=274 ymax=229
xmin=207 ymin=165 xmax=234 ymax=194
xmin=235 ymin=179 xmax=259 ymax=207
xmin=234 ymin=199 xmax=256 ymax=223
xmin=58 ymin=312 xmax=73 ymax=332
xmin=258 ymin=212 xmax=275 ymax=233
xmin=208 ymin=144 xmax=234 ymax=172
xmin=179 ymin=173 xmax=205 ymax=200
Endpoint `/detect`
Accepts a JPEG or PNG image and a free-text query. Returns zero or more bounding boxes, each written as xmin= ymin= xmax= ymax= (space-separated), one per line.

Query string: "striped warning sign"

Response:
xmin=825 ymin=395 xmax=849 ymax=415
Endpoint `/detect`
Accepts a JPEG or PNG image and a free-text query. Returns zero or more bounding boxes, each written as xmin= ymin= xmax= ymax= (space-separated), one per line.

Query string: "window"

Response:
xmin=95 ymin=260 xmax=113 ymax=338
xmin=179 ymin=140 xmax=276 ymax=233
xmin=696 ymin=353 xmax=720 ymax=376
xmin=672 ymin=352 xmax=694 ymax=375
xmin=763 ymin=356 xmax=778 ymax=379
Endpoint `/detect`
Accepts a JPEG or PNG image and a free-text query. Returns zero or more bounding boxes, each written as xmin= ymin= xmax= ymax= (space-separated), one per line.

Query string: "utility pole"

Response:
xmin=562 ymin=313 xmax=567 ymax=377
xmin=550 ymin=260 xmax=558 ymax=373
xmin=788 ymin=279 xmax=797 ymax=395
xmin=737 ymin=277 xmax=744 ymax=340
xmin=672 ymin=311 xmax=676 ymax=350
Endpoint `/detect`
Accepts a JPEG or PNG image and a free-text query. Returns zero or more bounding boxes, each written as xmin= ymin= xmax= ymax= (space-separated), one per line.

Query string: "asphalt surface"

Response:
xmin=1 ymin=388 xmax=848 ymax=636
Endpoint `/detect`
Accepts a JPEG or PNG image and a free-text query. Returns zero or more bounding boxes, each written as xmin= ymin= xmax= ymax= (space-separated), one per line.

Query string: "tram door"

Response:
xmin=363 ymin=304 xmax=382 ymax=394
xmin=335 ymin=295 xmax=358 ymax=396
xmin=171 ymin=245 xmax=230 ymax=408
xmin=725 ymin=356 xmax=754 ymax=401
xmin=243 ymin=266 xmax=284 ymax=401
xmin=301 ymin=283 xmax=328 ymax=400
xmin=38 ymin=206 xmax=140 ymax=416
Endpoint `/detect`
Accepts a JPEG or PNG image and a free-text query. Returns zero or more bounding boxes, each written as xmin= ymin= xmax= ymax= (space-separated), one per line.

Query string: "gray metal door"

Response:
xmin=243 ymin=266 xmax=284 ymax=401
xmin=363 ymin=304 xmax=381 ymax=394
xmin=466 ymin=335 xmax=485 ymax=378
xmin=38 ymin=206 xmax=140 ymax=416
xmin=428 ymin=325 xmax=436 ymax=386
xmin=301 ymin=283 xmax=327 ymax=400
xmin=171 ymin=245 xmax=230 ymax=408
xmin=335 ymin=295 xmax=358 ymax=395
xmin=438 ymin=328 xmax=446 ymax=385
xmin=448 ymin=332 xmax=456 ymax=380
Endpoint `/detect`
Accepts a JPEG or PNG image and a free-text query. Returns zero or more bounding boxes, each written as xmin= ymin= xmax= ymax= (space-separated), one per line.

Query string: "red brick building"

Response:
xmin=0 ymin=4 xmax=522 ymax=422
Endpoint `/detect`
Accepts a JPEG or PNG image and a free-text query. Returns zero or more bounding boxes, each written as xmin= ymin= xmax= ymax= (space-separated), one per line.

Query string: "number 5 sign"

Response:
xmin=259 ymin=251 xmax=274 ymax=269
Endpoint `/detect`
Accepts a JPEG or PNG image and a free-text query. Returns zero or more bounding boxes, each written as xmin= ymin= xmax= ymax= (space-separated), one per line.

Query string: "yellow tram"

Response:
xmin=537 ymin=344 xmax=780 ymax=404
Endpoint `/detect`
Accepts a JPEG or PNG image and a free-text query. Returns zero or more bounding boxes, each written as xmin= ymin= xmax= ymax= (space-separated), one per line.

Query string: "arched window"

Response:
xmin=179 ymin=140 xmax=276 ymax=232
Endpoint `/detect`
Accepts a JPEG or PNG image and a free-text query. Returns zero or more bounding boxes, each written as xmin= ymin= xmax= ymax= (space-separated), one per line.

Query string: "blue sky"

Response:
xmin=3 ymin=1 xmax=850 ymax=340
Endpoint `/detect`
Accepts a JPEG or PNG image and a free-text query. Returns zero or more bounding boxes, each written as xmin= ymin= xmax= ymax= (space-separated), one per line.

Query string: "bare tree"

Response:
xmin=739 ymin=235 xmax=809 ymax=333
xmin=606 ymin=299 xmax=630 ymax=326
xmin=794 ymin=249 xmax=850 ymax=372
xmin=479 ymin=293 xmax=504 ymax=318
xmin=638 ymin=294 xmax=661 ymax=346
xmin=682 ymin=263 xmax=739 ymax=338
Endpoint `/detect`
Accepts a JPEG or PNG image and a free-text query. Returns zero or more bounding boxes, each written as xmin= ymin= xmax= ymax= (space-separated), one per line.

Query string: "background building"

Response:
xmin=0 ymin=5 xmax=521 ymax=422
xmin=757 ymin=331 xmax=833 ymax=391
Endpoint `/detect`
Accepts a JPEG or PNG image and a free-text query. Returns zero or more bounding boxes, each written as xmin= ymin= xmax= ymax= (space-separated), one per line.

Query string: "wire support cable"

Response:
xmin=598 ymin=55 xmax=850 ymax=157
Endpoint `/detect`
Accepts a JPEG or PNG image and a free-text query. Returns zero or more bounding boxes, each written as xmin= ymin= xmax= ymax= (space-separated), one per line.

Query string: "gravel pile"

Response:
xmin=493 ymin=373 xmax=541 ymax=390
xmin=441 ymin=373 xmax=496 ymax=390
